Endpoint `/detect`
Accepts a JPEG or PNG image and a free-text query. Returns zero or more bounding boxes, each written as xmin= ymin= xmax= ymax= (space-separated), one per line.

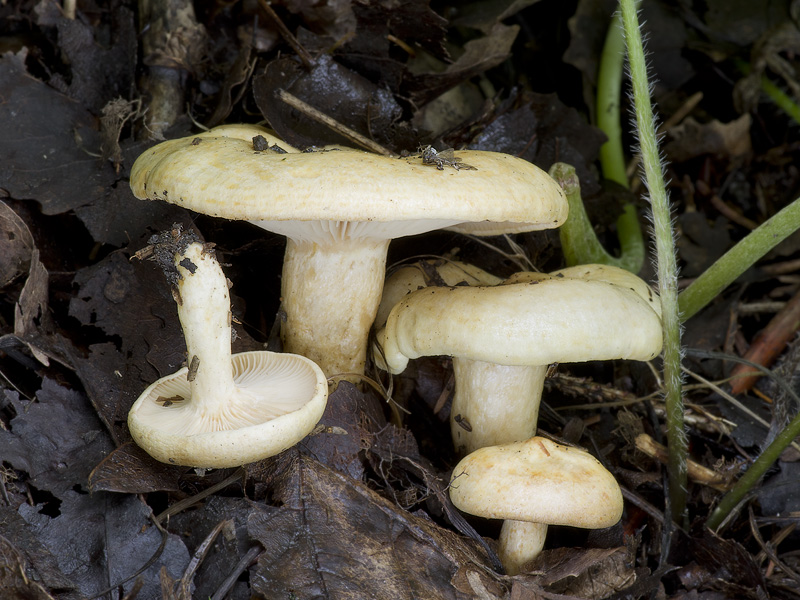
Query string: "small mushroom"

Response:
xmin=375 ymin=263 xmax=662 ymax=454
xmin=128 ymin=230 xmax=328 ymax=468
xmin=129 ymin=124 xmax=568 ymax=377
xmin=449 ymin=436 xmax=623 ymax=575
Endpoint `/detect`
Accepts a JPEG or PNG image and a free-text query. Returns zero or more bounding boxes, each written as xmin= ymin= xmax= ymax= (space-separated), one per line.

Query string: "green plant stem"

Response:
xmin=619 ymin=0 xmax=688 ymax=525
xmin=553 ymin=163 xmax=646 ymax=273
xmin=550 ymin=163 xmax=625 ymax=269
xmin=734 ymin=58 xmax=800 ymax=126
xmin=707 ymin=408 xmax=800 ymax=531
xmin=581 ymin=8 xmax=646 ymax=274
xmin=679 ymin=198 xmax=800 ymax=321
xmin=597 ymin=10 xmax=628 ymax=187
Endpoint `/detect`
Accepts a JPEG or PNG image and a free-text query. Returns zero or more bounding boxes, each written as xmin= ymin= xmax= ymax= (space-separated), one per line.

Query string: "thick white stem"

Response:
xmin=281 ymin=238 xmax=389 ymax=377
xmin=175 ymin=243 xmax=235 ymax=408
xmin=450 ymin=358 xmax=547 ymax=455
xmin=498 ymin=520 xmax=548 ymax=575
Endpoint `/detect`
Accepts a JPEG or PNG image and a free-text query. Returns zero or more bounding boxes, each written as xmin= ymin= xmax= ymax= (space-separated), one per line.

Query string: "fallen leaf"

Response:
xmin=664 ymin=115 xmax=752 ymax=162
xmin=0 ymin=201 xmax=35 ymax=288
xmin=248 ymin=453 xmax=498 ymax=599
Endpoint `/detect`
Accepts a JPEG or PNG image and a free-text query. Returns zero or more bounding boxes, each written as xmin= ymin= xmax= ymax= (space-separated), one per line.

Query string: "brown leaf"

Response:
xmin=664 ymin=115 xmax=752 ymax=162
xmin=88 ymin=442 xmax=184 ymax=494
xmin=404 ymin=23 xmax=519 ymax=107
xmin=248 ymin=453 xmax=498 ymax=599
xmin=0 ymin=201 xmax=34 ymax=288
xmin=253 ymin=54 xmax=404 ymax=150
xmin=528 ymin=546 xmax=636 ymax=599
xmin=692 ymin=528 xmax=767 ymax=593
xmin=0 ymin=535 xmax=58 ymax=600
xmin=300 ymin=381 xmax=385 ymax=479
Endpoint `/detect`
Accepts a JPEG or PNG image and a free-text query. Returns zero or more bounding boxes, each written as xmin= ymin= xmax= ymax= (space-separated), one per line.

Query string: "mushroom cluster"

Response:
xmin=127 ymin=126 xmax=658 ymax=576
xmin=129 ymin=124 xmax=568 ymax=377
xmin=375 ymin=261 xmax=663 ymax=573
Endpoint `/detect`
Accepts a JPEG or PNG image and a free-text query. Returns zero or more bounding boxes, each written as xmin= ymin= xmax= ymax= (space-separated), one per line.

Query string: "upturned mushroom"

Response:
xmin=375 ymin=263 xmax=663 ymax=454
xmin=449 ymin=436 xmax=624 ymax=574
xmin=129 ymin=124 xmax=568 ymax=377
xmin=128 ymin=228 xmax=328 ymax=468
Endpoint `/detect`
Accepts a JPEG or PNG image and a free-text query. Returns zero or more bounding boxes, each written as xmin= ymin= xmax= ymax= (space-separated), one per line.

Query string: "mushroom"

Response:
xmin=375 ymin=258 xmax=503 ymax=329
xmin=128 ymin=228 xmax=328 ymax=468
xmin=449 ymin=436 xmax=624 ymax=575
xmin=375 ymin=263 xmax=663 ymax=454
xmin=129 ymin=124 xmax=568 ymax=377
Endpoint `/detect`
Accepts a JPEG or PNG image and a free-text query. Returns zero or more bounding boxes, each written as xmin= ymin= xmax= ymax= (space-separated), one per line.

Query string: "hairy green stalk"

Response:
xmin=680 ymin=198 xmax=800 ymax=321
xmin=619 ymin=0 xmax=687 ymax=524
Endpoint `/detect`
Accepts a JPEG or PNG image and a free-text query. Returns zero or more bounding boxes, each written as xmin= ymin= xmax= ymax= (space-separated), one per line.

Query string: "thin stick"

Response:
xmin=277 ymin=89 xmax=394 ymax=156
xmin=257 ymin=0 xmax=314 ymax=69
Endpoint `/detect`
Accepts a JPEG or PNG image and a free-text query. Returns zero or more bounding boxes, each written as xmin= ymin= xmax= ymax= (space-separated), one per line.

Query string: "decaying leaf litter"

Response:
xmin=2 ymin=0 xmax=800 ymax=598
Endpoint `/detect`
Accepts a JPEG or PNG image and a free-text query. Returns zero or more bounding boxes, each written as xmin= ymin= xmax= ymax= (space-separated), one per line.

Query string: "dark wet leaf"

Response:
xmin=692 ymin=529 xmax=767 ymax=593
xmin=248 ymin=453 xmax=497 ymax=599
xmin=89 ymin=442 xmax=185 ymax=494
xmin=404 ymin=23 xmax=519 ymax=107
xmin=66 ymin=246 xmax=188 ymax=440
xmin=0 ymin=376 xmax=189 ymax=598
xmin=253 ymin=54 xmax=404 ymax=150
xmin=11 ymin=248 xmax=62 ymax=368
xmin=663 ymin=115 xmax=753 ymax=162
xmin=0 ymin=378 xmax=113 ymax=495
xmin=338 ymin=0 xmax=449 ymax=86
xmin=33 ymin=1 xmax=137 ymax=114
xmin=278 ymin=0 xmax=356 ymax=40
xmin=450 ymin=0 xmax=544 ymax=32
xmin=676 ymin=212 xmax=732 ymax=278
xmin=0 ymin=534 xmax=59 ymax=600
xmin=299 ymin=381 xmax=386 ymax=479
xmin=17 ymin=490 xmax=189 ymax=599
xmin=0 ymin=506 xmax=78 ymax=597
xmin=0 ymin=201 xmax=35 ymax=288
xmin=169 ymin=496 xmax=255 ymax=600
xmin=0 ymin=49 xmax=108 ymax=215
xmin=756 ymin=460 xmax=800 ymax=516
xmin=527 ymin=546 xmax=636 ymax=598
xmin=0 ymin=49 xmax=183 ymax=246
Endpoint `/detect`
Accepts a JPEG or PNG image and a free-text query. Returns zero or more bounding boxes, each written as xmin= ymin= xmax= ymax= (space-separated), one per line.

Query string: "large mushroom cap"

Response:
xmin=449 ymin=437 xmax=623 ymax=528
xmin=377 ymin=266 xmax=663 ymax=374
xmin=375 ymin=259 xmax=503 ymax=329
xmin=128 ymin=350 xmax=327 ymax=468
xmin=129 ymin=124 xmax=568 ymax=233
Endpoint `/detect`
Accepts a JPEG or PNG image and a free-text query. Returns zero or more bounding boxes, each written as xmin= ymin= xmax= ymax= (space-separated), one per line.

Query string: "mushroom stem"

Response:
xmin=498 ymin=520 xmax=548 ymax=576
xmin=450 ymin=358 xmax=546 ymax=455
xmin=281 ymin=237 xmax=389 ymax=377
xmin=175 ymin=242 xmax=236 ymax=407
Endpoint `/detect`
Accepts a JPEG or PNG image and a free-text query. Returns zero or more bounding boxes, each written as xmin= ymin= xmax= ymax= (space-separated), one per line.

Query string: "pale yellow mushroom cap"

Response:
xmin=129 ymin=124 xmax=568 ymax=236
xmin=377 ymin=266 xmax=663 ymax=374
xmin=449 ymin=437 xmax=623 ymax=529
xmin=375 ymin=259 xmax=503 ymax=329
